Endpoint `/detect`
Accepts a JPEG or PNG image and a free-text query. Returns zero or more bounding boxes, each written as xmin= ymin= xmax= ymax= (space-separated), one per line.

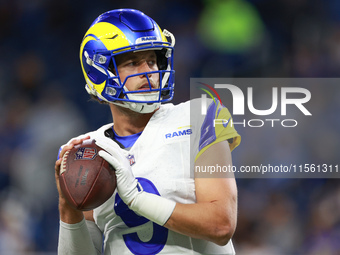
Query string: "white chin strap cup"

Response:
xmin=111 ymin=92 xmax=161 ymax=113
xmin=121 ymin=91 xmax=161 ymax=113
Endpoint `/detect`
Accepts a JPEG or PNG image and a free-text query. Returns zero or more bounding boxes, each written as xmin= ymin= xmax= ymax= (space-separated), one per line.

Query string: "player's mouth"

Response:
xmin=138 ymin=83 xmax=157 ymax=91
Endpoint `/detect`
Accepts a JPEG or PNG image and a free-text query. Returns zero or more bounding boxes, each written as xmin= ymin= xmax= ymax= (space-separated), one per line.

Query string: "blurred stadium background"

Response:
xmin=0 ymin=0 xmax=339 ymax=254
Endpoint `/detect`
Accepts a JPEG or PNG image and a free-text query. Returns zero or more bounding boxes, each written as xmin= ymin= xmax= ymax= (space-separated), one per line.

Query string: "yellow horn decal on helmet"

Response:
xmin=87 ymin=78 xmax=106 ymax=97
xmin=80 ymin=22 xmax=130 ymax=99
xmin=79 ymin=35 xmax=95 ymax=82
xmin=86 ymin=22 xmax=130 ymax=51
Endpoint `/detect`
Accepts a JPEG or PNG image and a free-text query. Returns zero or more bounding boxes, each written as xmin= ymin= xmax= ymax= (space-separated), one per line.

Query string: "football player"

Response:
xmin=55 ymin=9 xmax=241 ymax=255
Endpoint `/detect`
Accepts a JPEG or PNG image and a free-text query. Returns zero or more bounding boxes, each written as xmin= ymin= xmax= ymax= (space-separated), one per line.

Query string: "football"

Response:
xmin=59 ymin=139 xmax=116 ymax=211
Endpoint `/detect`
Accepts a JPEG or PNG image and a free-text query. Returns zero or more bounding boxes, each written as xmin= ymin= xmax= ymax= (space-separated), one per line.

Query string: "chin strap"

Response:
xmin=111 ymin=87 xmax=162 ymax=113
xmin=110 ymin=100 xmax=160 ymax=113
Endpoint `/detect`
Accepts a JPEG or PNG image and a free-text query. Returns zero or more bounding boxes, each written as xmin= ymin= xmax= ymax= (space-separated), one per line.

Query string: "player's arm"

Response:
xmin=164 ymin=140 xmax=237 ymax=245
xmin=55 ymin=136 xmax=103 ymax=255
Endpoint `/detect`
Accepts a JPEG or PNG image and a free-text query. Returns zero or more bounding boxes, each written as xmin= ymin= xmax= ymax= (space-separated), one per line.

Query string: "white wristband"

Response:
xmin=129 ymin=192 xmax=176 ymax=226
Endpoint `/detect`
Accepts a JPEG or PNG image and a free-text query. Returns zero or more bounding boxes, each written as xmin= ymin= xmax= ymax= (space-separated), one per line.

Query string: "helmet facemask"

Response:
xmin=104 ymin=45 xmax=174 ymax=113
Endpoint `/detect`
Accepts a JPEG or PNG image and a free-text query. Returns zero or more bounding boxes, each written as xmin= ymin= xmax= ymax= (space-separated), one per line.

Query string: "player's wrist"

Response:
xmin=129 ymin=191 xmax=176 ymax=226
xmin=59 ymin=199 xmax=84 ymax=224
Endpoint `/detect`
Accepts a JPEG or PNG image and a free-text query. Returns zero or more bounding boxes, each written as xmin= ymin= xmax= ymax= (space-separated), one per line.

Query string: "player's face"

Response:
xmin=115 ymin=50 xmax=159 ymax=92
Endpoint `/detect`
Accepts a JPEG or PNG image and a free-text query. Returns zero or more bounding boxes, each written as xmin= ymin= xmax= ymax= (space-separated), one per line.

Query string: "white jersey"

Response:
xmin=77 ymin=99 xmax=240 ymax=255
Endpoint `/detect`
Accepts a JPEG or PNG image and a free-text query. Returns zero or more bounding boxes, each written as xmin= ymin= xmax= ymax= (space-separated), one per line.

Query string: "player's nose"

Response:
xmin=138 ymin=61 xmax=152 ymax=77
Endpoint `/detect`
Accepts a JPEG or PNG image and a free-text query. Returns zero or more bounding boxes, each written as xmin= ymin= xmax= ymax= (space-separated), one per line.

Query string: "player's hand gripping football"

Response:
xmin=55 ymin=136 xmax=91 ymax=200
xmin=95 ymin=136 xmax=176 ymax=226
xmin=55 ymin=136 xmax=91 ymax=224
xmin=94 ymin=137 xmax=140 ymax=206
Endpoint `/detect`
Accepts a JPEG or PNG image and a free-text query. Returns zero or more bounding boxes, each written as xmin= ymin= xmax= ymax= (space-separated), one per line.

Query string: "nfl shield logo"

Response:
xmin=127 ymin=154 xmax=135 ymax=166
xmin=75 ymin=147 xmax=97 ymax=160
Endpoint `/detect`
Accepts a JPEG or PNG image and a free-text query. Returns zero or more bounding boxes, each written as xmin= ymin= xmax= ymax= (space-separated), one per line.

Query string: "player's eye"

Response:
xmin=126 ymin=61 xmax=137 ymax=66
xmin=147 ymin=58 xmax=157 ymax=68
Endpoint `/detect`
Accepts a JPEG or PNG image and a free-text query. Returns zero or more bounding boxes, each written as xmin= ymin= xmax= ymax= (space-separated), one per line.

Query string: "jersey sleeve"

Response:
xmin=195 ymin=99 xmax=241 ymax=161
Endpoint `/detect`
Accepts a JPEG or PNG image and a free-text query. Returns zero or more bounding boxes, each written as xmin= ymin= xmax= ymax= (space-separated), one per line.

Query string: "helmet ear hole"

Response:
xmin=156 ymin=49 xmax=168 ymax=70
xmin=108 ymin=59 xmax=117 ymax=75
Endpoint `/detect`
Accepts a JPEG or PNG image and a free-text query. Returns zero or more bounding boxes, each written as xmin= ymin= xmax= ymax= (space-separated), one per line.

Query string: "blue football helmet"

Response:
xmin=80 ymin=9 xmax=175 ymax=113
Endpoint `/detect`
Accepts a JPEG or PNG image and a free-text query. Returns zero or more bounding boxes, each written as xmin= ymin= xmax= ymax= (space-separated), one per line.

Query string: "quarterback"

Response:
xmin=55 ymin=9 xmax=241 ymax=255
